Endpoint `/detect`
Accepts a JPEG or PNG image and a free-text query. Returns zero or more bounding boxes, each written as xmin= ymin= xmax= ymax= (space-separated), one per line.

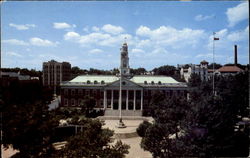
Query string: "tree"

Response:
xmin=53 ymin=118 xmax=130 ymax=158
xmin=3 ymin=101 xmax=58 ymax=158
xmin=136 ymin=120 xmax=152 ymax=137
xmin=130 ymin=68 xmax=147 ymax=75
xmin=152 ymin=65 xmax=176 ymax=76
xmin=140 ymin=71 xmax=249 ymax=157
xmin=207 ymin=63 xmax=222 ymax=69
xmin=185 ymin=71 xmax=249 ymax=157
xmin=188 ymin=73 xmax=202 ymax=87
xmin=140 ymin=91 xmax=191 ymax=157
xmin=80 ymin=95 xmax=96 ymax=117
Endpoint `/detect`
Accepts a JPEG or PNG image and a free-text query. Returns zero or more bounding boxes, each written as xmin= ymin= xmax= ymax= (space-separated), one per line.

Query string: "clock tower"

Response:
xmin=120 ymin=42 xmax=130 ymax=77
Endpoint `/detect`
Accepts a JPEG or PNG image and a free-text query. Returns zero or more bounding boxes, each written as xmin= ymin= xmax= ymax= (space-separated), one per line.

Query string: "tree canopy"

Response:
xmin=139 ymin=71 xmax=249 ymax=157
xmin=53 ymin=117 xmax=130 ymax=158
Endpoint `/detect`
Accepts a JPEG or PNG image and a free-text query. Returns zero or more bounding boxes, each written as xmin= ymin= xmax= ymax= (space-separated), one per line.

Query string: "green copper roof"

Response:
xmin=70 ymin=75 xmax=119 ymax=83
xmin=131 ymin=76 xmax=179 ymax=84
xmin=61 ymin=75 xmax=186 ymax=87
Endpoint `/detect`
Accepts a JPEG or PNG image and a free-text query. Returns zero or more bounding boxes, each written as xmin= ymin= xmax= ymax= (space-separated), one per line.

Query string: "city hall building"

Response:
xmin=60 ymin=42 xmax=187 ymax=116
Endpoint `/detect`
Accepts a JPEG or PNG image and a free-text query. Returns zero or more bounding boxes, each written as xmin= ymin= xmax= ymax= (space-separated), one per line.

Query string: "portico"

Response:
xmin=103 ymin=89 xmax=143 ymax=110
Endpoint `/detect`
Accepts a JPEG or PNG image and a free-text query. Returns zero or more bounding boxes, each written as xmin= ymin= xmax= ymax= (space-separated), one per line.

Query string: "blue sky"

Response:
xmin=2 ymin=1 xmax=249 ymax=70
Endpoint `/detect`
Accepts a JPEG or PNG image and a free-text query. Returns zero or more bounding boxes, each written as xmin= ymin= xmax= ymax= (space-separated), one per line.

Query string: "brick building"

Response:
xmin=43 ymin=60 xmax=71 ymax=86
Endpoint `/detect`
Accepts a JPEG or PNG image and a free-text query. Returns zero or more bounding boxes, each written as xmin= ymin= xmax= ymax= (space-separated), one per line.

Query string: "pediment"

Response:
xmin=106 ymin=78 xmax=142 ymax=88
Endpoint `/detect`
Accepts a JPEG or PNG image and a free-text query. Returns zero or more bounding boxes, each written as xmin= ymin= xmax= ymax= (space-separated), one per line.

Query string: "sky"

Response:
xmin=1 ymin=1 xmax=249 ymax=71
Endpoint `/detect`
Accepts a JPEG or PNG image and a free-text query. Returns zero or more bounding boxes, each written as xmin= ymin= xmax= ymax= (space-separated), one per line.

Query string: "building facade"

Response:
xmin=180 ymin=60 xmax=209 ymax=82
xmin=60 ymin=43 xmax=187 ymax=116
xmin=43 ymin=60 xmax=71 ymax=86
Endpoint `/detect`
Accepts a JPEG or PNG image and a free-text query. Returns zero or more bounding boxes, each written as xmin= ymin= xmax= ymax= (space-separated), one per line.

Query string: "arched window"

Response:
xmin=87 ymin=80 xmax=91 ymax=84
xmin=101 ymin=80 xmax=105 ymax=84
xmin=144 ymin=81 xmax=147 ymax=84
xmin=94 ymin=80 xmax=98 ymax=84
xmin=151 ymin=81 xmax=154 ymax=85
xmin=158 ymin=81 xmax=162 ymax=85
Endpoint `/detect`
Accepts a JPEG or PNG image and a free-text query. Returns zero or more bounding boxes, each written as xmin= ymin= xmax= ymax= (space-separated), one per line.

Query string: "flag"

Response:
xmin=214 ymin=37 xmax=219 ymax=40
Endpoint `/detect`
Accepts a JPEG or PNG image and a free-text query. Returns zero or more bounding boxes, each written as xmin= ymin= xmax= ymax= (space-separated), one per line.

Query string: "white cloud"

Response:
xmin=5 ymin=51 xmax=23 ymax=57
xmin=64 ymin=30 xmax=133 ymax=47
xmin=53 ymin=22 xmax=76 ymax=29
xmin=29 ymin=37 xmax=59 ymax=47
xmin=195 ymin=53 xmax=223 ymax=59
xmin=227 ymin=26 xmax=249 ymax=42
xmin=2 ymin=39 xmax=29 ymax=46
xmin=88 ymin=49 xmax=103 ymax=54
xmin=64 ymin=31 xmax=81 ymax=41
xmin=136 ymin=25 xmax=205 ymax=48
xmin=151 ymin=47 xmax=168 ymax=55
xmin=194 ymin=14 xmax=215 ymax=21
xmin=99 ymin=34 xmax=133 ymax=47
xmin=136 ymin=39 xmax=151 ymax=48
xmin=131 ymin=48 xmax=145 ymax=53
xmin=136 ymin=26 xmax=151 ymax=36
xmin=92 ymin=26 xmax=100 ymax=32
xmin=79 ymin=33 xmax=111 ymax=46
xmin=226 ymin=2 xmax=249 ymax=27
xmin=101 ymin=24 xmax=124 ymax=35
xmin=9 ymin=23 xmax=36 ymax=30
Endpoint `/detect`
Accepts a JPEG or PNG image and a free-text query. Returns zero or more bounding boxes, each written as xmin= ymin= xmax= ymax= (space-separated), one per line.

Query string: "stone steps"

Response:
xmin=104 ymin=109 xmax=142 ymax=116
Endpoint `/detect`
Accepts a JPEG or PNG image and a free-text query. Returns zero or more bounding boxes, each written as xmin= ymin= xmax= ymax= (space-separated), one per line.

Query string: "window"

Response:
xmin=158 ymin=81 xmax=162 ymax=85
xmin=64 ymin=89 xmax=68 ymax=95
xmin=122 ymin=81 xmax=126 ymax=85
xmin=101 ymin=80 xmax=105 ymax=84
xmin=71 ymin=89 xmax=75 ymax=95
xmin=144 ymin=81 xmax=147 ymax=84
xmin=94 ymin=80 xmax=98 ymax=84
xmin=166 ymin=91 xmax=170 ymax=96
xmin=78 ymin=89 xmax=82 ymax=95
xmin=64 ymin=99 xmax=68 ymax=106
xmin=151 ymin=81 xmax=154 ymax=85
xmin=87 ymin=80 xmax=91 ymax=84
xmin=86 ymin=90 xmax=90 ymax=96
xmin=71 ymin=99 xmax=75 ymax=106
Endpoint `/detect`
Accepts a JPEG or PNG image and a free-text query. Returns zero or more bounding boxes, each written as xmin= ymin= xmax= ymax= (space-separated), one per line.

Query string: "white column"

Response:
xmin=103 ymin=90 xmax=107 ymax=109
xmin=126 ymin=90 xmax=129 ymax=110
xmin=111 ymin=90 xmax=114 ymax=110
xmin=141 ymin=90 xmax=143 ymax=110
xmin=133 ymin=90 xmax=136 ymax=110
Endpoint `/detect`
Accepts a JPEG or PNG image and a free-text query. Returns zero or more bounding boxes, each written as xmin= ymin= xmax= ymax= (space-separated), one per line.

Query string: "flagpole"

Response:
xmin=116 ymin=43 xmax=126 ymax=128
xmin=213 ymin=32 xmax=215 ymax=96
xmin=119 ymin=67 xmax=122 ymax=121
xmin=212 ymin=32 xmax=219 ymax=96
